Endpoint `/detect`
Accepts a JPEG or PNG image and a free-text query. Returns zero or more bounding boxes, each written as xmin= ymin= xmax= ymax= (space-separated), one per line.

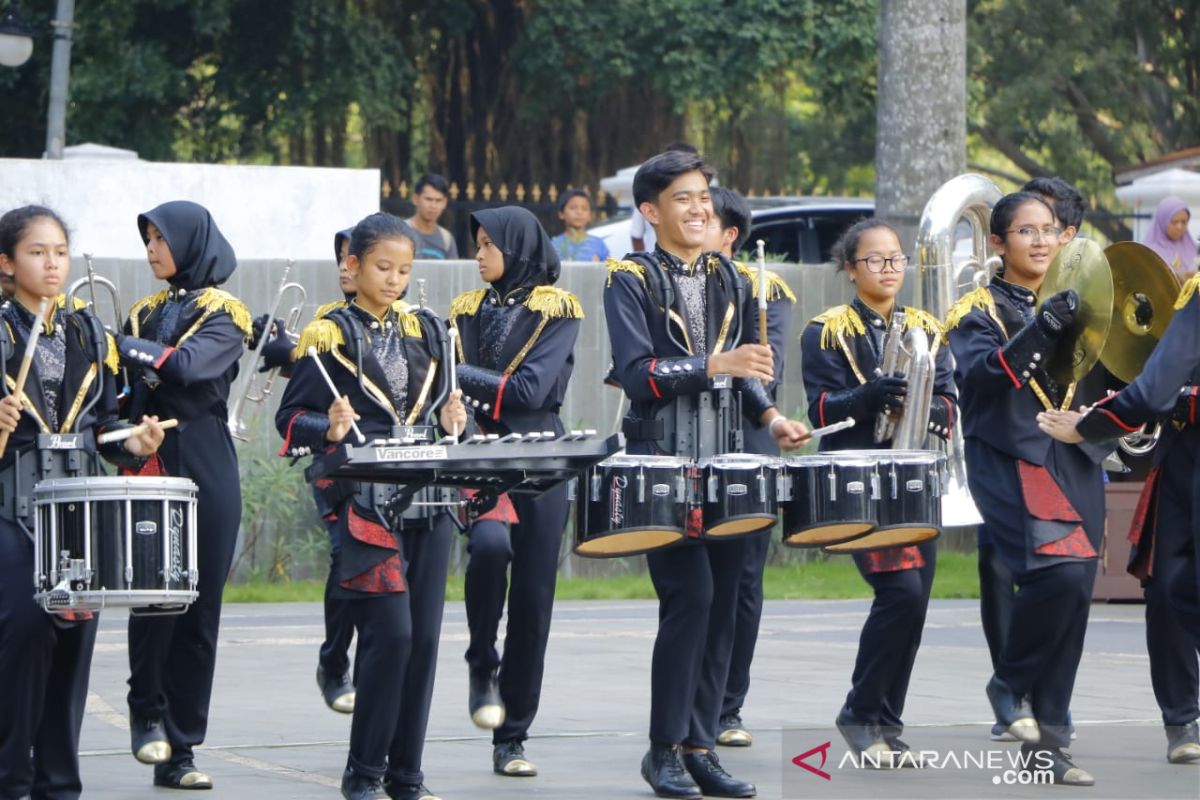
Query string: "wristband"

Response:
xmin=768 ymin=415 xmax=788 ymax=436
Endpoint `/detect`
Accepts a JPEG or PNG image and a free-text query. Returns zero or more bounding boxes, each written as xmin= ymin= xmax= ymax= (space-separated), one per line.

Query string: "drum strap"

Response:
xmin=0 ymin=449 xmax=98 ymax=523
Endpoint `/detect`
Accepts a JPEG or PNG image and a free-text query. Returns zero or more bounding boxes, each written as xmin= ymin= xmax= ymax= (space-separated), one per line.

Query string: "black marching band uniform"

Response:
xmin=944 ymin=277 xmax=1109 ymax=763
xmin=116 ymin=201 xmax=250 ymax=788
xmin=0 ymin=296 xmax=139 ymax=800
xmin=1073 ymin=274 xmax=1200 ymax=762
xmin=448 ymin=207 xmax=581 ymax=773
xmin=277 ymin=297 xmax=456 ymax=798
xmin=800 ymin=298 xmax=955 ymax=760
xmin=719 ymin=264 xmax=795 ymax=745
xmin=604 ymin=246 xmax=776 ymax=798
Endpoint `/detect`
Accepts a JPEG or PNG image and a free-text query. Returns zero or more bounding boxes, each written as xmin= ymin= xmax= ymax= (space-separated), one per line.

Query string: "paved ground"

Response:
xmin=77 ymin=599 xmax=1198 ymax=799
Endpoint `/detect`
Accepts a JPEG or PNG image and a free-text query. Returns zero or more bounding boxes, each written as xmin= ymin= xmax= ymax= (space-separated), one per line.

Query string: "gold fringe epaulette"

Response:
xmin=128 ymin=289 xmax=170 ymax=323
xmin=943 ymin=287 xmax=996 ymax=334
xmin=735 ymin=262 xmax=797 ymax=303
xmin=314 ymin=300 xmax=346 ymax=319
xmin=104 ymin=332 xmax=119 ymax=375
xmin=1175 ymin=273 xmax=1200 ymax=310
xmin=901 ymin=306 xmax=944 ymax=337
xmin=293 ymin=318 xmax=345 ymax=359
xmin=54 ymin=294 xmax=88 ymax=311
xmin=194 ymin=288 xmax=252 ymax=337
xmin=606 ymin=258 xmax=646 ymax=286
xmin=397 ymin=311 xmax=423 ymax=338
xmin=449 ymin=289 xmax=487 ymax=319
xmin=811 ymin=304 xmax=866 ymax=349
xmin=526 ymin=286 xmax=584 ymax=319
xmin=392 ymin=299 xmax=412 ymax=313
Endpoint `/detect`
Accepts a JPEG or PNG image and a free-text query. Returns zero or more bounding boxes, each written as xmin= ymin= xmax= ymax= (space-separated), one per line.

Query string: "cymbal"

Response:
xmin=1038 ymin=238 xmax=1113 ymax=384
xmin=1100 ymin=242 xmax=1180 ymax=384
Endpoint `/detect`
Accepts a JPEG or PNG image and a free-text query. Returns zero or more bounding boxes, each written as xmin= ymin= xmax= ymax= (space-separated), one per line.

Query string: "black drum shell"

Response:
xmin=781 ymin=456 xmax=877 ymax=547
xmin=702 ymin=456 xmax=778 ymax=538
xmin=575 ymin=458 xmax=690 ymax=558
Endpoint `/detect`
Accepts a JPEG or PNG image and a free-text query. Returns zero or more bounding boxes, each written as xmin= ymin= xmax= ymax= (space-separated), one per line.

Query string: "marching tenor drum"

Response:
xmin=700 ymin=454 xmax=778 ymax=537
xmin=33 ymin=476 xmax=199 ymax=615
xmin=780 ymin=453 xmax=877 ymax=547
xmin=575 ymin=455 xmax=693 ymax=557
xmin=823 ymin=450 xmax=943 ymax=554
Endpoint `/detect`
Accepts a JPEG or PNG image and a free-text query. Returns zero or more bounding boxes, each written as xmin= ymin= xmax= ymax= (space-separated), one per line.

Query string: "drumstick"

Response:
xmin=756 ymin=240 xmax=770 ymax=387
xmin=447 ymin=328 xmax=461 ymax=442
xmin=0 ymin=297 xmax=50 ymax=458
xmin=306 ymin=346 xmax=366 ymax=444
xmin=97 ymin=418 xmax=179 ymax=445
xmin=808 ymin=418 xmax=857 ymax=439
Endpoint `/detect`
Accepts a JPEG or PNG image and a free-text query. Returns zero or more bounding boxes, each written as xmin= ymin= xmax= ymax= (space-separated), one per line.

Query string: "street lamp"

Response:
xmin=0 ymin=1 xmax=34 ymax=68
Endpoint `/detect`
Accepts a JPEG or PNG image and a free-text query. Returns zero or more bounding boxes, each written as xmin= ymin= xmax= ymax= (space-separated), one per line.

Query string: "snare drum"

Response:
xmin=701 ymin=454 xmax=778 ymax=537
xmin=780 ymin=453 xmax=878 ymax=547
xmin=575 ymin=455 xmax=692 ymax=557
xmin=33 ymin=476 xmax=199 ymax=614
xmin=823 ymin=450 xmax=943 ymax=554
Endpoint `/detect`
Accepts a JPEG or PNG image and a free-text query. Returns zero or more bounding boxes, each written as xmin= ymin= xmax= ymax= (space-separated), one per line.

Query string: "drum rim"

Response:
xmin=598 ymin=455 xmax=693 ymax=468
xmin=32 ymin=475 xmax=199 ymax=501
xmin=699 ymin=454 xmax=779 ymax=468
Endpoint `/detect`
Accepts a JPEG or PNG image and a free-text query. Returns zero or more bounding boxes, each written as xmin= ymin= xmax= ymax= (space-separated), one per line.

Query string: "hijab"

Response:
xmin=469 ymin=206 xmax=561 ymax=297
xmin=1142 ymin=196 xmax=1197 ymax=276
xmin=137 ymin=201 xmax=237 ymax=291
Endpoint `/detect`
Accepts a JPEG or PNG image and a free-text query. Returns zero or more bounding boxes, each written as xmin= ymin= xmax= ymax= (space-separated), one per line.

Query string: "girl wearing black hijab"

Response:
xmin=448 ymin=206 xmax=582 ymax=777
xmin=114 ymin=200 xmax=251 ymax=790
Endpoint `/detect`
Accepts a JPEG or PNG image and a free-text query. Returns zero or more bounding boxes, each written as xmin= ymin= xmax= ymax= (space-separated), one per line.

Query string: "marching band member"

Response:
xmin=945 ymin=191 xmax=1109 ymax=785
xmin=277 ymin=212 xmax=465 ymax=800
xmin=117 ymin=200 xmax=250 ymax=790
xmin=0 ymin=205 xmax=164 ymax=800
xmin=1039 ymin=271 xmax=1200 ymax=765
xmin=702 ymin=188 xmax=797 ymax=749
xmin=448 ymin=206 xmax=582 ymax=778
xmin=800 ymin=218 xmax=956 ymax=767
xmin=605 ymin=150 xmax=808 ymax=800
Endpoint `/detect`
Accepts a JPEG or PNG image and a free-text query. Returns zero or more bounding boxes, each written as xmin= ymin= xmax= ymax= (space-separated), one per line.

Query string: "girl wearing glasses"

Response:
xmin=800 ymin=218 xmax=957 ymax=767
xmin=944 ymin=191 xmax=1110 ymax=785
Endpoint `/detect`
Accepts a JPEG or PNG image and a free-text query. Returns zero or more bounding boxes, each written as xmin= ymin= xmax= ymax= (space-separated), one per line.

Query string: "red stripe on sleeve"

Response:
xmin=278 ymin=410 xmax=304 ymax=456
xmin=996 ymin=347 xmax=1021 ymax=389
xmin=818 ymin=392 xmax=828 ymax=427
xmin=153 ymin=346 xmax=176 ymax=370
xmin=1096 ymin=408 xmax=1139 ymax=433
xmin=493 ymin=374 xmax=509 ymax=421
xmin=647 ymin=359 xmax=662 ymax=399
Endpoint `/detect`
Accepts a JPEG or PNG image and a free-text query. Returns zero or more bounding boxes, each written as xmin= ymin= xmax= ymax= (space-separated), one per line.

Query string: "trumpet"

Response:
xmin=228 ymin=260 xmax=307 ymax=442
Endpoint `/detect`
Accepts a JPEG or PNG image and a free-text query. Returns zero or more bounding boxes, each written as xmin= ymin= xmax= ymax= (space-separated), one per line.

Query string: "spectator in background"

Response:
xmin=551 ymin=190 xmax=609 ymax=263
xmin=407 ymin=174 xmax=460 ymax=260
xmin=1022 ymin=177 xmax=1086 ymax=241
xmin=1143 ymin=196 xmax=1198 ymax=280
xmin=631 ymin=142 xmax=701 ymax=252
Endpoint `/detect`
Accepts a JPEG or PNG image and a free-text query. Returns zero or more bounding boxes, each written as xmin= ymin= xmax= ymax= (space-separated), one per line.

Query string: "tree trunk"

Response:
xmin=875 ymin=0 xmax=967 ymax=250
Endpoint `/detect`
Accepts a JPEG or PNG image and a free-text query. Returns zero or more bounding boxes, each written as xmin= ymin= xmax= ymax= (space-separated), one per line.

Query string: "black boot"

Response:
xmin=717 ymin=712 xmax=752 ymax=747
xmin=384 ymin=780 xmax=441 ymax=800
xmin=1020 ymin=744 xmax=1094 ymax=786
xmin=341 ymin=767 xmax=387 ymax=800
xmin=835 ymin=708 xmax=891 ymax=766
xmin=317 ymin=665 xmax=356 ymax=713
xmin=682 ymin=749 xmax=756 ymax=797
xmin=640 ymin=743 xmax=702 ymax=799
xmin=1166 ymin=721 xmax=1200 ymax=764
xmin=130 ymin=713 xmax=172 ymax=765
xmin=986 ymin=676 xmax=1039 ymax=743
xmin=468 ymin=668 xmax=505 ymax=729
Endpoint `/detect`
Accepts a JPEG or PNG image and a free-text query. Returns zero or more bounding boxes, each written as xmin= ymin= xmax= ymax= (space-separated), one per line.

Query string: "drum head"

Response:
xmin=574 ymin=528 xmax=683 ymax=557
xmin=823 ymin=526 xmax=940 ymax=553
xmin=706 ymin=515 xmax=775 ymax=537
xmin=784 ymin=522 xmax=874 ymax=547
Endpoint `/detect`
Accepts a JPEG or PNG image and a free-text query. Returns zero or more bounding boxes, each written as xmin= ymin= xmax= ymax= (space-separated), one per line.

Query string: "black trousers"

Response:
xmin=721 ymin=530 xmax=770 ymax=718
xmin=127 ymin=420 xmax=241 ymax=766
xmin=646 ymin=535 xmax=746 ymax=750
xmin=319 ymin=519 xmax=356 ymax=678
xmin=1145 ymin=443 xmax=1200 ymax=727
xmin=841 ymin=543 xmax=936 ymax=735
xmin=345 ymin=516 xmax=453 ymax=784
xmin=977 ymin=537 xmax=1015 ymax=673
xmin=464 ymin=483 xmax=568 ymax=744
xmin=0 ymin=521 xmax=98 ymax=800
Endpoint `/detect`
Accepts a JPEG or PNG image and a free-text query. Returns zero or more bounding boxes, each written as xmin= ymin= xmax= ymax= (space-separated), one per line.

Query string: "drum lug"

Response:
xmin=589 ymin=471 xmax=600 ymax=502
xmin=828 ymin=469 xmax=837 ymax=501
xmin=189 ymin=568 xmax=199 ymax=584
xmin=870 ymin=472 xmax=881 ymax=501
xmin=124 ymin=566 xmax=133 ymax=583
xmin=890 ymin=465 xmax=898 ymax=501
xmin=707 ymin=474 xmax=718 ymax=503
xmin=777 ymin=473 xmax=792 ymax=501
xmin=637 ymin=470 xmax=646 ymax=504
xmin=757 ymin=473 xmax=767 ymax=503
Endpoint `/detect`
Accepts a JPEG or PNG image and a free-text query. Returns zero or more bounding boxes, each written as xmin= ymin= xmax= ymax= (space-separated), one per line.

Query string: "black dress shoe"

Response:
xmin=1166 ymin=720 xmax=1200 ymax=763
xmin=341 ymin=767 xmax=388 ymax=800
xmin=1020 ymin=745 xmax=1094 ymax=785
xmin=834 ymin=709 xmax=891 ymax=766
xmin=717 ymin=712 xmax=753 ymax=747
xmin=640 ymin=743 xmax=702 ymax=799
xmin=682 ymin=750 xmax=756 ymax=797
xmin=493 ymin=740 xmax=537 ymax=776
xmin=317 ymin=665 xmax=356 ymax=713
xmin=385 ymin=780 xmax=441 ymax=800
xmin=153 ymin=758 xmax=213 ymax=790
xmin=884 ymin=737 xmax=925 ymax=768
xmin=469 ymin=668 xmax=505 ymax=729
xmin=130 ymin=713 xmax=172 ymax=764
xmin=986 ymin=676 xmax=1039 ymax=743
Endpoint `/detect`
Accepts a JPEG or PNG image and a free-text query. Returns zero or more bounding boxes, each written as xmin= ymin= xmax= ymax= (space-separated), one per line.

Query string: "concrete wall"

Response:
xmin=0 ymin=158 xmax=379 ymax=260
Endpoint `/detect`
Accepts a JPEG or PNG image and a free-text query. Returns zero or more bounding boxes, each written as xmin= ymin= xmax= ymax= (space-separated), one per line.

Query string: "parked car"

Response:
xmin=586 ymin=198 xmax=874 ymax=264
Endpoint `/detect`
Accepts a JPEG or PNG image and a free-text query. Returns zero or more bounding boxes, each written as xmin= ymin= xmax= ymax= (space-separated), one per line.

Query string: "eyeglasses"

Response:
xmin=1006 ymin=225 xmax=1063 ymax=243
xmin=853 ymin=254 xmax=909 ymax=273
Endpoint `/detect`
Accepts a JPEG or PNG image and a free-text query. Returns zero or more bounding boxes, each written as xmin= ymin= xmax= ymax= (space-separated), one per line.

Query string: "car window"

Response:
xmin=749 ymin=221 xmax=802 ymax=263
xmin=748 ymin=209 xmax=872 ymax=264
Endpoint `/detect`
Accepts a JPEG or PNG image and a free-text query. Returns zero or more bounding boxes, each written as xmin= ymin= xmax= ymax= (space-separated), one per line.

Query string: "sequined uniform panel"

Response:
xmin=9 ymin=302 xmax=67 ymax=430
xmin=478 ymin=290 xmax=525 ymax=370
xmin=656 ymin=247 xmax=707 ymax=354
xmin=352 ymin=305 xmax=409 ymax=417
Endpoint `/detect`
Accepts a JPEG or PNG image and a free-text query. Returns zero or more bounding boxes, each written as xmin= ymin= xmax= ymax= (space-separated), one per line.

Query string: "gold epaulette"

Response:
xmin=943 ymin=287 xmax=996 ymax=334
xmin=392 ymin=299 xmax=412 ymax=313
xmin=54 ymin=294 xmax=88 ymax=311
xmin=128 ymin=289 xmax=170 ymax=322
xmin=525 ymin=286 xmax=584 ymax=319
xmin=1175 ymin=273 xmax=1200 ymax=310
xmin=901 ymin=306 xmax=944 ymax=337
xmin=104 ymin=332 xmax=119 ymax=375
xmin=194 ymin=288 xmax=252 ymax=337
xmin=810 ymin=304 xmax=865 ymax=349
xmin=449 ymin=288 xmax=487 ymax=319
xmin=397 ymin=311 xmax=423 ymax=338
xmin=606 ymin=257 xmax=646 ymax=286
xmin=314 ymin=300 xmax=346 ymax=319
xmin=735 ymin=262 xmax=797 ymax=303
xmin=702 ymin=252 xmax=723 ymax=273
xmin=293 ymin=318 xmax=345 ymax=359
